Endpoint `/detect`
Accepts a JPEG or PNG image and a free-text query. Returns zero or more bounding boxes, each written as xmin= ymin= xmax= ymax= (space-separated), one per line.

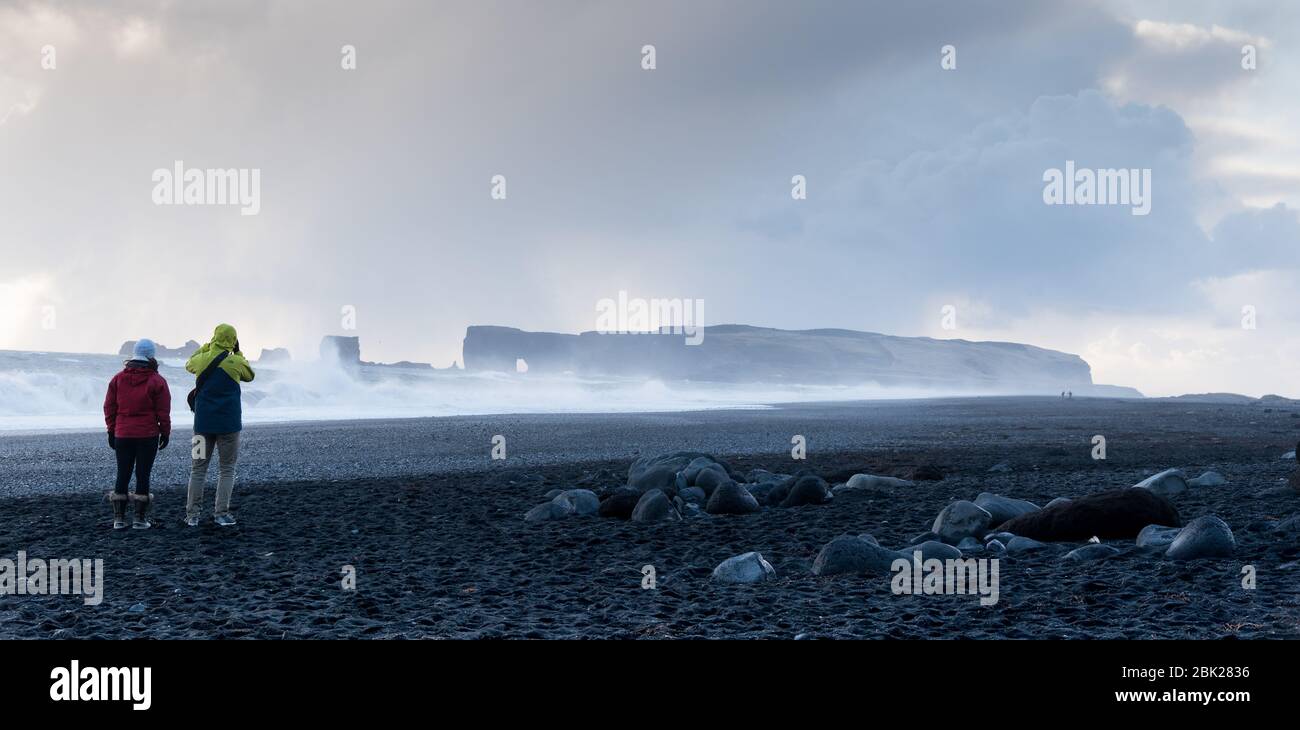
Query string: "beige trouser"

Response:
xmin=187 ymin=432 xmax=240 ymax=518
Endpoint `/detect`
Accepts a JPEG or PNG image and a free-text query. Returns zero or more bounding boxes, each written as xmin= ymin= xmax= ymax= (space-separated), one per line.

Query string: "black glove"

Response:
xmin=108 ymin=433 xmax=116 ymax=450
xmin=158 ymin=433 xmax=169 ymax=450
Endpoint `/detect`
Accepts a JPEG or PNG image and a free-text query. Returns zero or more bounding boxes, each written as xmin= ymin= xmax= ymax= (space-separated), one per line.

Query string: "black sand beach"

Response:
xmin=2 ymin=397 xmax=1298 ymax=639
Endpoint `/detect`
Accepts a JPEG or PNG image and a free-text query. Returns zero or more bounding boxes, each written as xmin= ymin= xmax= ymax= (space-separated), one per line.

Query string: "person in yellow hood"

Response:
xmin=184 ymin=323 xmax=255 ymax=527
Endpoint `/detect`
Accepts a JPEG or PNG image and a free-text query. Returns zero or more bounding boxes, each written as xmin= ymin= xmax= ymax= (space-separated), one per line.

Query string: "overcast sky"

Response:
xmin=1 ymin=0 xmax=1297 ymax=396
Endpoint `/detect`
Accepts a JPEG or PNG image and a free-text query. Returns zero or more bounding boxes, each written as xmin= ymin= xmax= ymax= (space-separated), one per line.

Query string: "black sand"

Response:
xmin=1 ymin=397 xmax=1298 ymax=638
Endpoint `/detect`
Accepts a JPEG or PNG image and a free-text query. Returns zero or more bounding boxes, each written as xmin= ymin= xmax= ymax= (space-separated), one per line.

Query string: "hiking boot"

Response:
xmin=184 ymin=515 xmax=201 ymax=527
xmin=112 ymin=497 xmax=128 ymax=530
xmin=214 ymin=513 xmax=237 ymax=527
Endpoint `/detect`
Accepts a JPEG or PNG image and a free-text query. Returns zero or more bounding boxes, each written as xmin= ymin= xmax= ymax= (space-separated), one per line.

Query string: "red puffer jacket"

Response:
xmin=104 ymin=361 xmax=172 ymax=438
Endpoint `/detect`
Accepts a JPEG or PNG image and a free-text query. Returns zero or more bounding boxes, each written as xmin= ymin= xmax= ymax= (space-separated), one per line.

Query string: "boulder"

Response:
xmin=836 ymin=473 xmax=914 ymax=492
xmin=692 ymin=467 xmax=730 ymax=496
xmin=984 ymin=531 xmax=1016 ymax=544
xmin=996 ymin=488 xmax=1181 ymax=542
xmin=630 ymin=465 xmax=678 ymax=495
xmin=908 ymin=531 xmax=938 ymax=545
xmin=1136 ymin=524 xmax=1181 ymax=548
xmin=974 ymin=492 xmax=1040 ymax=525
xmin=780 ymin=475 xmax=832 ymax=507
xmin=956 ymin=537 xmax=983 ymax=551
xmin=631 ymin=489 xmax=679 ymax=522
xmin=1165 ymin=516 xmax=1235 ymax=560
xmin=1064 ymin=544 xmax=1120 ymax=561
xmin=628 ymin=452 xmax=733 ymax=494
xmin=705 ymin=481 xmax=761 ymax=515
xmin=985 ymin=539 xmax=1006 ymax=554
xmin=1006 ymin=536 xmax=1050 ymax=553
xmin=1132 ymin=468 xmax=1188 ymax=498
xmin=744 ymin=468 xmax=787 ymax=484
xmin=1186 ymin=471 xmax=1227 ymax=488
xmin=524 ymin=493 xmax=577 ymax=522
xmin=598 ymin=487 xmax=642 ymax=519
xmin=1045 ymin=497 xmax=1073 ymax=509
xmin=562 ymin=489 xmax=600 ymax=516
xmin=745 ymin=481 xmax=781 ymax=505
xmin=678 ymin=486 xmax=707 ymax=505
xmin=711 ymin=552 xmax=776 ymax=584
xmin=812 ymin=535 xmax=904 ymax=576
xmin=684 ymin=456 xmax=725 ymax=484
xmin=932 ymin=500 xmax=993 ymax=544
xmin=900 ymin=540 xmax=963 ymax=561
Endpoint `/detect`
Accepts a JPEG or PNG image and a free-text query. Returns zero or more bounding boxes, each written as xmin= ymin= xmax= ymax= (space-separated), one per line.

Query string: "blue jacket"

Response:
xmin=185 ymin=324 xmax=255 ymax=435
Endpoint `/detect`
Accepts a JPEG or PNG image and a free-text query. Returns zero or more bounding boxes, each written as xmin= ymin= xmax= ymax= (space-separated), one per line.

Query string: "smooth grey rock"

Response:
xmin=1136 ymin=524 xmax=1181 ymax=548
xmin=1045 ymin=497 xmax=1073 ymax=509
xmin=1006 ymin=536 xmax=1050 ymax=553
xmin=684 ymin=456 xmax=724 ymax=484
xmin=628 ymin=452 xmax=727 ymax=495
xmin=836 ymin=473 xmax=914 ymax=492
xmin=908 ymin=531 xmax=938 ymax=546
xmin=524 ymin=493 xmax=576 ymax=522
xmin=562 ymin=489 xmax=600 ymax=516
xmin=857 ymin=534 xmax=880 ymax=546
xmin=1132 ymin=468 xmax=1188 ymax=498
xmin=744 ymin=481 xmax=779 ymax=504
xmin=985 ymin=539 xmax=1006 ymax=554
xmin=780 ymin=475 xmax=832 ymax=507
xmin=712 ymin=552 xmax=776 ymax=584
xmin=956 ymin=537 xmax=983 ymax=551
xmin=975 ymin=492 xmax=1041 ymax=525
xmin=899 ymin=540 xmax=963 ymax=561
xmin=543 ymin=488 xmax=563 ymax=500
xmin=1186 ymin=471 xmax=1227 ymax=488
xmin=679 ymin=486 xmax=707 ymax=505
xmin=932 ymin=500 xmax=993 ymax=544
xmin=692 ymin=466 xmax=730 ymax=496
xmin=630 ymin=464 xmax=678 ymax=495
xmin=812 ymin=535 xmax=903 ymax=576
xmin=1064 ymin=544 xmax=1120 ymax=561
xmin=1165 ymin=515 xmax=1235 ymax=560
xmin=983 ymin=531 xmax=1016 ymax=544
xmin=706 ymin=481 xmax=761 ymax=515
xmin=631 ymin=489 xmax=679 ymax=522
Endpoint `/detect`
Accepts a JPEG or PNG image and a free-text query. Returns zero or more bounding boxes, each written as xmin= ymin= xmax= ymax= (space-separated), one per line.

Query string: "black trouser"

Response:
xmin=114 ymin=437 xmax=159 ymax=496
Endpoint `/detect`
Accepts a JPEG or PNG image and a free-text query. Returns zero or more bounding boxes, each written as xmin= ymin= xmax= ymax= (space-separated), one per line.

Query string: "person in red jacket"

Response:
xmin=104 ymin=339 xmax=172 ymax=529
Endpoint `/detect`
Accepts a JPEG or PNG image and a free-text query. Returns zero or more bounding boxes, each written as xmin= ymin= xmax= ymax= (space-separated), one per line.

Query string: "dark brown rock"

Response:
xmin=995 ymin=488 xmax=1181 ymax=542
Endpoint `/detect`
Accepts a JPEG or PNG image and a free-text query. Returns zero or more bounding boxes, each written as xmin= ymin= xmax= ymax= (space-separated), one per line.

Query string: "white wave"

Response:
xmin=0 ymin=350 xmax=954 ymax=433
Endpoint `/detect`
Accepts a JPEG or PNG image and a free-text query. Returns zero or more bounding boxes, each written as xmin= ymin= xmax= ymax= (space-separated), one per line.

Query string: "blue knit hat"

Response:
xmin=132 ymin=339 xmax=157 ymax=361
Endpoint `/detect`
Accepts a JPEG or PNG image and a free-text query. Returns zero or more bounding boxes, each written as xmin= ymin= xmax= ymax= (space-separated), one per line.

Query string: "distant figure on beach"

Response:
xmin=103 ymin=339 xmax=171 ymax=530
xmin=185 ymin=324 xmax=255 ymax=527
